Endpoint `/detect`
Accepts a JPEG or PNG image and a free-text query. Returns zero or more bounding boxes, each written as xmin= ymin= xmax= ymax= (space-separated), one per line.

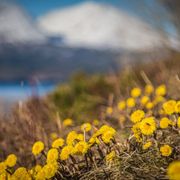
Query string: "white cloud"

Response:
xmin=0 ymin=3 xmax=46 ymax=44
xmin=38 ymin=2 xmax=167 ymax=50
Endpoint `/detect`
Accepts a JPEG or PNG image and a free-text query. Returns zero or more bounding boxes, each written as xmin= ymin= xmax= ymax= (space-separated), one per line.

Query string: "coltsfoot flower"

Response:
xmin=12 ymin=167 xmax=31 ymax=180
xmin=52 ymin=138 xmax=64 ymax=148
xmin=74 ymin=141 xmax=88 ymax=155
xmin=140 ymin=96 xmax=149 ymax=105
xmin=105 ymin=151 xmax=116 ymax=163
xmin=131 ymin=87 xmax=141 ymax=98
xmin=146 ymin=102 xmax=154 ymax=110
xmin=63 ymin=118 xmax=73 ymax=127
xmin=46 ymin=148 xmax=59 ymax=163
xmin=66 ymin=131 xmax=78 ymax=145
xmin=60 ymin=145 xmax=73 ymax=160
xmin=5 ymin=154 xmax=17 ymax=167
xmin=178 ymin=117 xmax=180 ymax=128
xmin=81 ymin=123 xmax=92 ymax=132
xmin=155 ymin=84 xmax=166 ymax=96
xmin=139 ymin=117 xmax=156 ymax=135
xmin=0 ymin=162 xmax=7 ymax=174
xmin=106 ymin=107 xmax=113 ymax=115
xmin=34 ymin=165 xmax=42 ymax=173
xmin=102 ymin=131 xmax=114 ymax=144
xmin=117 ymin=100 xmax=126 ymax=110
xmin=50 ymin=132 xmax=58 ymax=141
xmin=175 ymin=101 xmax=180 ymax=113
xmin=130 ymin=110 xmax=145 ymax=123
xmin=32 ymin=141 xmax=44 ymax=156
xmin=43 ymin=162 xmax=58 ymax=179
xmin=126 ymin=97 xmax=136 ymax=108
xmin=143 ymin=141 xmax=152 ymax=150
xmin=93 ymin=119 xmax=99 ymax=126
xmin=160 ymin=145 xmax=172 ymax=156
xmin=163 ymin=100 xmax=176 ymax=115
xmin=160 ymin=117 xmax=172 ymax=129
xmin=167 ymin=161 xmax=180 ymax=180
xmin=145 ymin=84 xmax=154 ymax=95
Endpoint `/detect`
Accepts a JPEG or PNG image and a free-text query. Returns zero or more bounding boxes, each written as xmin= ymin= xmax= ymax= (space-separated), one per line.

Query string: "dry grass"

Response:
xmin=0 ymin=51 xmax=180 ymax=179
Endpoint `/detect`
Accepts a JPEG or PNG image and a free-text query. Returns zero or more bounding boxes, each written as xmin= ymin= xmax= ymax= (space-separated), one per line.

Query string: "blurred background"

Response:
xmin=0 ymin=0 xmax=180 ymax=113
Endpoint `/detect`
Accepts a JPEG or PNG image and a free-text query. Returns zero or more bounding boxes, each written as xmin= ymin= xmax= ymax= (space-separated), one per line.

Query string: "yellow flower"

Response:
xmin=145 ymin=84 xmax=154 ymax=95
xmin=74 ymin=141 xmax=88 ymax=155
xmin=60 ymin=145 xmax=73 ymax=160
xmin=32 ymin=141 xmax=44 ymax=156
xmin=132 ymin=123 xmax=142 ymax=142
xmin=99 ymin=125 xmax=116 ymax=135
xmin=77 ymin=134 xmax=84 ymax=141
xmin=36 ymin=168 xmax=46 ymax=180
xmin=117 ymin=101 xmax=126 ymax=110
xmin=12 ymin=167 xmax=31 ymax=180
xmin=0 ymin=162 xmax=6 ymax=174
xmin=93 ymin=119 xmax=99 ymax=126
xmin=132 ymin=122 xmax=140 ymax=134
xmin=155 ymin=84 xmax=166 ymax=96
xmin=81 ymin=123 xmax=92 ymax=132
xmin=135 ymin=135 xmax=142 ymax=142
xmin=105 ymin=151 xmax=116 ymax=162
xmin=178 ymin=117 xmax=180 ymax=128
xmin=52 ymin=138 xmax=64 ymax=148
xmin=140 ymin=117 xmax=156 ymax=135
xmin=43 ymin=162 xmax=58 ymax=179
xmin=143 ymin=141 xmax=152 ymax=150
xmin=63 ymin=118 xmax=73 ymax=127
xmin=140 ymin=96 xmax=149 ymax=105
xmin=146 ymin=102 xmax=154 ymax=110
xmin=160 ymin=145 xmax=172 ymax=156
xmin=5 ymin=154 xmax=17 ymax=167
xmin=163 ymin=100 xmax=176 ymax=115
xmin=131 ymin=87 xmax=141 ymax=98
xmin=0 ymin=172 xmax=6 ymax=180
xmin=119 ymin=116 xmax=126 ymax=123
xmin=160 ymin=117 xmax=171 ymax=129
xmin=153 ymin=96 xmax=165 ymax=105
xmin=35 ymin=165 xmax=42 ymax=173
xmin=46 ymin=148 xmax=59 ymax=163
xmin=175 ymin=101 xmax=180 ymax=113
xmin=106 ymin=107 xmax=113 ymax=115
xmin=130 ymin=110 xmax=145 ymax=123
xmin=66 ymin=131 xmax=77 ymax=145
xmin=126 ymin=97 xmax=136 ymax=108
xmin=167 ymin=161 xmax=180 ymax=180
xmin=88 ymin=137 xmax=100 ymax=146
xmin=102 ymin=131 xmax=115 ymax=144
xmin=50 ymin=132 xmax=58 ymax=141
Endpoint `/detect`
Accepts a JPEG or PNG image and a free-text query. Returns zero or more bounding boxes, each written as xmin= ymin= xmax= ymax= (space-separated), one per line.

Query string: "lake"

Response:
xmin=0 ymin=83 xmax=55 ymax=113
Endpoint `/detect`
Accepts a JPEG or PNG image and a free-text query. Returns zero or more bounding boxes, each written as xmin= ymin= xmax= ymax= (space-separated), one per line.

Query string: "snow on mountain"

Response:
xmin=38 ymin=2 xmax=167 ymax=51
xmin=0 ymin=3 xmax=46 ymax=44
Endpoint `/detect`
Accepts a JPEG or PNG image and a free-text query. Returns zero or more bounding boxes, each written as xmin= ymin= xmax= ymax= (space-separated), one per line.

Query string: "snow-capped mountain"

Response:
xmin=0 ymin=3 xmax=46 ymax=44
xmin=38 ymin=2 xmax=167 ymax=50
xmin=0 ymin=1 xmax=174 ymax=83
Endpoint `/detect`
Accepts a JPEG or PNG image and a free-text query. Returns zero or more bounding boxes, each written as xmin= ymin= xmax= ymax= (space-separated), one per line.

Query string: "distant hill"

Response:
xmin=0 ymin=2 xmax=176 ymax=83
xmin=0 ymin=43 xmax=120 ymax=82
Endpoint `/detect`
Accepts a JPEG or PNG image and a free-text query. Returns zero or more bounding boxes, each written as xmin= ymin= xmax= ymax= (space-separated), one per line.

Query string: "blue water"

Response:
xmin=0 ymin=83 xmax=55 ymax=102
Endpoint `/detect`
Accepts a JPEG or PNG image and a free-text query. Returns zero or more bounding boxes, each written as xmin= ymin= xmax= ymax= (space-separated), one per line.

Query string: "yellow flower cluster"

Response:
xmin=1 ymin=83 xmax=180 ymax=179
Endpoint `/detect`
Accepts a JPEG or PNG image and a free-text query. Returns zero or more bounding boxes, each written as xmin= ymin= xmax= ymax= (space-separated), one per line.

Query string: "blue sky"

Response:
xmin=5 ymin=0 xmax=175 ymax=36
xmin=13 ymin=0 xmax=157 ymax=18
